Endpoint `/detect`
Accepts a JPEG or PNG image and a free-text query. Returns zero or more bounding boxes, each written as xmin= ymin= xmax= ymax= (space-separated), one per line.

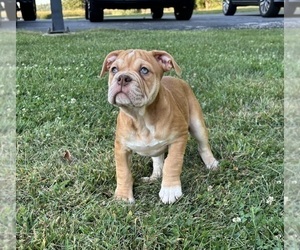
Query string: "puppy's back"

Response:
xmin=161 ymin=76 xmax=196 ymax=103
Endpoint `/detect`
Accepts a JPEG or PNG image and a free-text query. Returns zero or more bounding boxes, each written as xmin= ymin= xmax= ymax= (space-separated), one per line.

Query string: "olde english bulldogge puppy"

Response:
xmin=100 ymin=49 xmax=218 ymax=204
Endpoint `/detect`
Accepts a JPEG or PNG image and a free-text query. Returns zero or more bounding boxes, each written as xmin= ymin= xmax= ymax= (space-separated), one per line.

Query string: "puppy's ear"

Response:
xmin=152 ymin=50 xmax=182 ymax=76
xmin=100 ymin=50 xmax=123 ymax=77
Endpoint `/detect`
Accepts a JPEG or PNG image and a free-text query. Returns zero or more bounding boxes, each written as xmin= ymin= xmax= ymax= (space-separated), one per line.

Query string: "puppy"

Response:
xmin=100 ymin=49 xmax=218 ymax=204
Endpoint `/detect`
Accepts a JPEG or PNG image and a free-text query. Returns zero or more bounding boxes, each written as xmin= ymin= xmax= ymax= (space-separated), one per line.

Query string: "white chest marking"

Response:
xmin=125 ymin=136 xmax=168 ymax=157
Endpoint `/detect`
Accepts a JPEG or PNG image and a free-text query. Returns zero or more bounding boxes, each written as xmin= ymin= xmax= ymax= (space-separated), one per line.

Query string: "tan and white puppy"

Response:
xmin=100 ymin=49 xmax=218 ymax=204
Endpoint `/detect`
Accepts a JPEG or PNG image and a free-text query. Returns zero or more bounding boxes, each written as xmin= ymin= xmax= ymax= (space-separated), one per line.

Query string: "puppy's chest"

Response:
xmin=124 ymin=127 xmax=169 ymax=157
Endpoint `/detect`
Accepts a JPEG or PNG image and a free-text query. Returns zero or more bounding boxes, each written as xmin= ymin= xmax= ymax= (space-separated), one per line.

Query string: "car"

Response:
xmin=1 ymin=0 xmax=36 ymax=21
xmin=85 ymin=0 xmax=195 ymax=22
xmin=222 ymin=0 xmax=284 ymax=17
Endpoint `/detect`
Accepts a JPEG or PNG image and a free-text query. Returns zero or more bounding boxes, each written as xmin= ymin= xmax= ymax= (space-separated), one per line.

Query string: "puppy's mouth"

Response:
xmin=113 ymin=92 xmax=132 ymax=106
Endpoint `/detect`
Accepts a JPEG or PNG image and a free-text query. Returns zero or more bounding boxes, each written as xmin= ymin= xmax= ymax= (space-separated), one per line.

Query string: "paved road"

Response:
xmin=15 ymin=12 xmax=285 ymax=33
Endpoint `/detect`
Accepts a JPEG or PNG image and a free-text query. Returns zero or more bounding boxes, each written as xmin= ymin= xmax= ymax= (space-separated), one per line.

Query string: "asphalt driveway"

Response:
xmin=16 ymin=12 xmax=284 ymax=33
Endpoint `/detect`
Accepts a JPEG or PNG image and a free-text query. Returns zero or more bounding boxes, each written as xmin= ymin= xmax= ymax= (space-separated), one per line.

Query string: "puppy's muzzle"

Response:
xmin=117 ymin=74 xmax=132 ymax=87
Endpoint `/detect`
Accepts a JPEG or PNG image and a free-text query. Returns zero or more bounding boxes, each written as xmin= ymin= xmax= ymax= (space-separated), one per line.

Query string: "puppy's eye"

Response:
xmin=140 ymin=67 xmax=149 ymax=75
xmin=111 ymin=67 xmax=118 ymax=74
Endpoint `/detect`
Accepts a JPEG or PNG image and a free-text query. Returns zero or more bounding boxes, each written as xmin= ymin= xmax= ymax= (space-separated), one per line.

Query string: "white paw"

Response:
xmin=206 ymin=159 xmax=219 ymax=170
xmin=141 ymin=173 xmax=161 ymax=182
xmin=159 ymin=185 xmax=182 ymax=204
xmin=141 ymin=176 xmax=159 ymax=182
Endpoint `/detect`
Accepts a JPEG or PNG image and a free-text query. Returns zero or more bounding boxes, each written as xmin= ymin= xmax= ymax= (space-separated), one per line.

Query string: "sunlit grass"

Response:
xmin=17 ymin=28 xmax=283 ymax=249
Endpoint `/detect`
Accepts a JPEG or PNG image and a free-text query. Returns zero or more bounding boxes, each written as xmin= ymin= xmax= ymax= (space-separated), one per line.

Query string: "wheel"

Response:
xmin=151 ymin=7 xmax=163 ymax=19
xmin=4 ymin=2 xmax=16 ymax=21
xmin=20 ymin=0 xmax=37 ymax=21
xmin=259 ymin=0 xmax=281 ymax=17
xmin=222 ymin=0 xmax=237 ymax=15
xmin=88 ymin=0 xmax=104 ymax=22
xmin=174 ymin=0 xmax=194 ymax=20
xmin=89 ymin=8 xmax=103 ymax=22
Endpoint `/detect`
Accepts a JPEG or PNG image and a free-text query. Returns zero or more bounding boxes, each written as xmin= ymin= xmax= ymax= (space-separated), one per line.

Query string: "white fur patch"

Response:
xmin=126 ymin=138 xmax=167 ymax=157
xmin=128 ymin=50 xmax=135 ymax=58
xmin=141 ymin=155 xmax=164 ymax=182
xmin=141 ymin=176 xmax=159 ymax=182
xmin=206 ymin=159 xmax=219 ymax=170
xmin=159 ymin=185 xmax=182 ymax=204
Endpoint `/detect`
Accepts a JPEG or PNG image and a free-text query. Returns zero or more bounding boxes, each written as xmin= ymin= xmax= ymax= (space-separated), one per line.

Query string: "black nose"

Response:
xmin=117 ymin=74 xmax=132 ymax=86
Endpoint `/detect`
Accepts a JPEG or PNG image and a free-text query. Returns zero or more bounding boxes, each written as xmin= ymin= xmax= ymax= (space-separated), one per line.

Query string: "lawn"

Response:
xmin=17 ymin=28 xmax=284 ymax=249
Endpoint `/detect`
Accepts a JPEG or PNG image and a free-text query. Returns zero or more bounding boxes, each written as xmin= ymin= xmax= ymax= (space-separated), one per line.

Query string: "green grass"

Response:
xmin=17 ymin=28 xmax=283 ymax=249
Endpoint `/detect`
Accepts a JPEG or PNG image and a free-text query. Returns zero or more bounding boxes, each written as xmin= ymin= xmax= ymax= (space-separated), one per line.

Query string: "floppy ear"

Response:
xmin=152 ymin=50 xmax=182 ymax=76
xmin=100 ymin=50 xmax=123 ymax=77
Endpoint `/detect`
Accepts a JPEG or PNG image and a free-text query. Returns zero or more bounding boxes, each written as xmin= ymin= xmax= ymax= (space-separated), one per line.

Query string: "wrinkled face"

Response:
xmin=100 ymin=50 xmax=181 ymax=109
xmin=107 ymin=50 xmax=163 ymax=108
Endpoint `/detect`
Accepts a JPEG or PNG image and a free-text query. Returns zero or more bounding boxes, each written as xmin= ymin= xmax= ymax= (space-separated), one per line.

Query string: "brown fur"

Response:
xmin=101 ymin=49 xmax=218 ymax=204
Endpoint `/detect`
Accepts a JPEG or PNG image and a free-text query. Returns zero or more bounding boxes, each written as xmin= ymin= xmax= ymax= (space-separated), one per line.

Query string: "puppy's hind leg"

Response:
xmin=189 ymin=100 xmax=218 ymax=170
xmin=141 ymin=154 xmax=164 ymax=182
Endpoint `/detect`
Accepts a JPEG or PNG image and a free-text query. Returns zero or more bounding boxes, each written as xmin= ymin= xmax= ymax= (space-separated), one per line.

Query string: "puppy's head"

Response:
xmin=100 ymin=49 xmax=181 ymax=108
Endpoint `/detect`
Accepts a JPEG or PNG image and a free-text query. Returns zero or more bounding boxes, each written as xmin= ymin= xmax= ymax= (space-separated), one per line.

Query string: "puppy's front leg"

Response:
xmin=114 ymin=140 xmax=134 ymax=203
xmin=159 ymin=137 xmax=187 ymax=204
xmin=141 ymin=154 xmax=164 ymax=182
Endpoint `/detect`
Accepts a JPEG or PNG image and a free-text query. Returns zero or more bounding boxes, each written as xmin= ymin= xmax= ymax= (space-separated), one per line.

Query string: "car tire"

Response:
xmin=174 ymin=0 xmax=194 ymax=20
xmin=20 ymin=0 xmax=37 ymax=21
xmin=222 ymin=0 xmax=237 ymax=15
xmin=151 ymin=7 xmax=163 ymax=19
xmin=259 ymin=0 xmax=281 ymax=17
xmin=89 ymin=1 xmax=104 ymax=22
